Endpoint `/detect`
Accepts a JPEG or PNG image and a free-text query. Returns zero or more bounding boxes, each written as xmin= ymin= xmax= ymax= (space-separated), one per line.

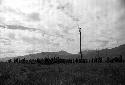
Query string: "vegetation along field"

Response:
xmin=0 ymin=62 xmax=125 ymax=85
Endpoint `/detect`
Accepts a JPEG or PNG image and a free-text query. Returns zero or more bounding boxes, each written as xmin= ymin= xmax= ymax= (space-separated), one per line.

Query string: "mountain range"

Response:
xmin=82 ymin=44 xmax=125 ymax=59
xmin=0 ymin=44 xmax=125 ymax=61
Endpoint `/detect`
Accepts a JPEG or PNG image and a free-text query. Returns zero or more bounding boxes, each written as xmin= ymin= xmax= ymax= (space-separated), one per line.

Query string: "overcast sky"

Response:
xmin=0 ymin=0 xmax=125 ymax=57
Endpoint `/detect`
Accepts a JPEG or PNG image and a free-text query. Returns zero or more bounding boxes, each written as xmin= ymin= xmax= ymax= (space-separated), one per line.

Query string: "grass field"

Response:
xmin=0 ymin=62 xmax=125 ymax=85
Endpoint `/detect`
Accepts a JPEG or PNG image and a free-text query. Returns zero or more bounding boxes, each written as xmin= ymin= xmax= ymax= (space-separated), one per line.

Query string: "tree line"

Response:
xmin=7 ymin=55 xmax=124 ymax=64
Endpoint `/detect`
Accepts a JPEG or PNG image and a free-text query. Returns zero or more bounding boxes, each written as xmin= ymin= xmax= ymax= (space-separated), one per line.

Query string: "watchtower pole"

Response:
xmin=78 ymin=27 xmax=82 ymax=59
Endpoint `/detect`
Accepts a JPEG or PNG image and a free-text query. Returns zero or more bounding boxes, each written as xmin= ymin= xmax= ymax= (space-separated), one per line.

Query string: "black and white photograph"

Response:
xmin=0 ymin=0 xmax=125 ymax=85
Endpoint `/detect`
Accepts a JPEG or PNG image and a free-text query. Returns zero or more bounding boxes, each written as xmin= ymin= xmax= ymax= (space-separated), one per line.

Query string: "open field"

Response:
xmin=0 ymin=63 xmax=125 ymax=85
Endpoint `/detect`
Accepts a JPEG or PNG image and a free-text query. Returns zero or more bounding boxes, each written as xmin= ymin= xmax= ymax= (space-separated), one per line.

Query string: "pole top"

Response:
xmin=79 ymin=27 xmax=81 ymax=32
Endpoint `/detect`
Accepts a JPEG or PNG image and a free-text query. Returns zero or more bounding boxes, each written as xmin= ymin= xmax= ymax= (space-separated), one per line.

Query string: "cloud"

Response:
xmin=21 ymin=36 xmax=46 ymax=45
xmin=0 ymin=0 xmax=125 ymax=57
xmin=114 ymin=0 xmax=125 ymax=43
xmin=120 ymin=0 xmax=125 ymax=7
xmin=7 ymin=25 xmax=39 ymax=31
xmin=28 ymin=12 xmax=40 ymax=21
xmin=0 ymin=0 xmax=2 ymax=5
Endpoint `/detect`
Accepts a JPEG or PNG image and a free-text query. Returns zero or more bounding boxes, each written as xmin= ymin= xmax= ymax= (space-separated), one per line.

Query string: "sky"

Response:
xmin=0 ymin=0 xmax=125 ymax=57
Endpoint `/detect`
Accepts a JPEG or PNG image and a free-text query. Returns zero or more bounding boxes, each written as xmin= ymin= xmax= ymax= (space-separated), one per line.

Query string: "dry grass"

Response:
xmin=0 ymin=63 xmax=125 ymax=85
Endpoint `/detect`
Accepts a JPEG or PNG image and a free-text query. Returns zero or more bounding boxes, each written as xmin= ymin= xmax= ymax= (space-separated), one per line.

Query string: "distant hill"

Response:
xmin=58 ymin=50 xmax=71 ymax=55
xmin=1 ymin=44 xmax=125 ymax=61
xmin=15 ymin=51 xmax=79 ymax=60
xmin=14 ymin=44 xmax=125 ymax=60
xmin=82 ymin=44 xmax=125 ymax=59
xmin=0 ymin=57 xmax=14 ymax=62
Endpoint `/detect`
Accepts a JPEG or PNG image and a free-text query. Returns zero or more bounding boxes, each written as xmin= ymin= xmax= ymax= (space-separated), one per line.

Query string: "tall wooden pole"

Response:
xmin=79 ymin=27 xmax=82 ymax=59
